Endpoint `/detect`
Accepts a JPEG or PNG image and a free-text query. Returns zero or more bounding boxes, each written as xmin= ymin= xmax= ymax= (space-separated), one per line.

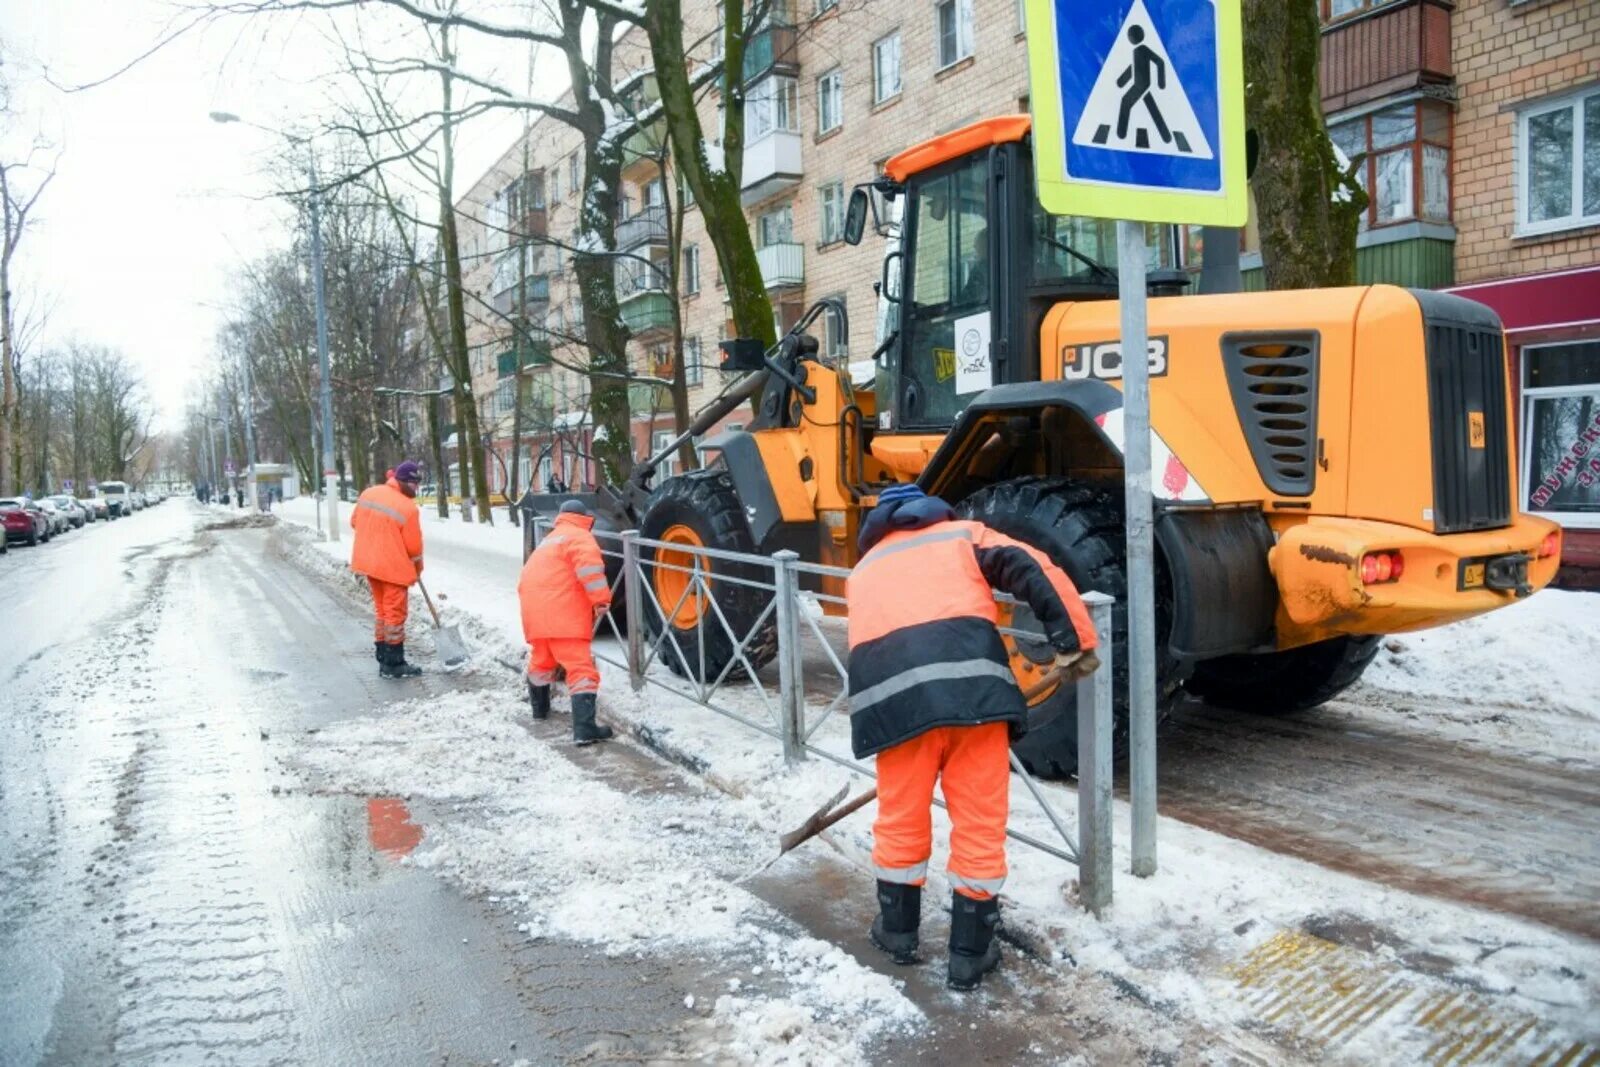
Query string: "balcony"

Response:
xmin=513 ymin=206 xmax=547 ymax=240
xmin=755 ymin=242 xmax=804 ymax=289
xmin=496 ymin=339 xmax=552 ymax=378
xmin=619 ymin=287 xmax=674 ymax=338
xmin=1321 ymin=0 xmax=1451 ymax=113
xmin=628 ymin=381 xmax=674 ymax=414
xmin=742 ymin=23 xmax=798 ymax=82
xmin=492 ymin=274 xmax=551 ymax=317
xmin=741 ymin=130 xmax=803 ymax=206
xmin=615 ymin=204 xmax=669 ymax=250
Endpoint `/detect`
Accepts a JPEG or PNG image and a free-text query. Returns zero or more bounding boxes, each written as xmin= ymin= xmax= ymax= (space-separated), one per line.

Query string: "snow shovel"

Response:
xmin=771 ymin=666 xmax=1071 ymax=860
xmin=417 ymin=578 xmax=468 ymax=667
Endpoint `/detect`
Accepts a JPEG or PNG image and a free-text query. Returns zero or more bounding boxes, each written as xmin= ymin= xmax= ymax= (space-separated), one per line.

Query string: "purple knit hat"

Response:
xmin=393 ymin=460 xmax=423 ymax=484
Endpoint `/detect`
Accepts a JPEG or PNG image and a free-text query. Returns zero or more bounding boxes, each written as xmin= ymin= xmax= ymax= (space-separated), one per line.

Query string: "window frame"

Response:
xmin=683 ymin=244 xmax=701 ymax=295
xmin=817 ymin=68 xmax=843 ymax=135
xmin=1520 ymin=340 xmax=1600 ymax=528
xmin=823 ymin=297 xmax=848 ymax=360
xmin=1515 ymin=86 xmax=1600 ymax=238
xmin=935 ymin=0 xmax=974 ymax=71
xmin=1328 ymin=99 xmax=1453 ymax=230
xmin=819 ymin=180 xmax=845 ymax=245
xmin=873 ymin=30 xmax=903 ymax=106
xmin=685 ymin=337 xmax=704 ymax=386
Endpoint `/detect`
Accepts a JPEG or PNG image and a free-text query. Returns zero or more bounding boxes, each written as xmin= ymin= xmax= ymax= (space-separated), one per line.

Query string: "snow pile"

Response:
xmin=288 ymin=689 xmax=921 ymax=1060
xmin=1359 ymin=588 xmax=1600 ymax=719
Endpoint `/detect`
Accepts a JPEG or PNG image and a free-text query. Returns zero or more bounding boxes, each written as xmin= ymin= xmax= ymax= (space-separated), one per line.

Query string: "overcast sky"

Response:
xmin=2 ymin=1 xmax=538 ymax=435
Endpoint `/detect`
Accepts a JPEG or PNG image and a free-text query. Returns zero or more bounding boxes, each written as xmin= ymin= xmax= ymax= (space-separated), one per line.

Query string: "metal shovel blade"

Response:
xmin=433 ymin=623 xmax=469 ymax=667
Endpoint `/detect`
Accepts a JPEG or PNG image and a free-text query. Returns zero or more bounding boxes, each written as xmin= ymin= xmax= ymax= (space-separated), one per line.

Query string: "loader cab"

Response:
xmin=853 ymin=116 xmax=1154 ymax=438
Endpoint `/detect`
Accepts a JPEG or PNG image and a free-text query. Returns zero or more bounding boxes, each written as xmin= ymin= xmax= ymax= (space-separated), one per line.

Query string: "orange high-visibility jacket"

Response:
xmin=518 ymin=511 xmax=612 ymax=640
xmin=349 ymin=479 xmax=423 ymax=587
xmin=846 ymin=516 xmax=1097 ymax=758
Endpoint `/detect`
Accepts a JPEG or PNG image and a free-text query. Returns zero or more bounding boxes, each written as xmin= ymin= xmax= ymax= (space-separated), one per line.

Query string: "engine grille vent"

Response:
xmin=1222 ymin=332 xmax=1322 ymax=497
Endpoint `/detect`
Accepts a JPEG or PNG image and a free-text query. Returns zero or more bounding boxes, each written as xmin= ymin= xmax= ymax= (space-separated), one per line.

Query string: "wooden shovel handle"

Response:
xmin=416 ymin=577 xmax=443 ymax=627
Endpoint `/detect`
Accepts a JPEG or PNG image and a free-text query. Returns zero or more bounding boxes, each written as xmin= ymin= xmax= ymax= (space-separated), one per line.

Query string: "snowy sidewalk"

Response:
xmin=271 ymin=499 xmax=1600 ymax=1063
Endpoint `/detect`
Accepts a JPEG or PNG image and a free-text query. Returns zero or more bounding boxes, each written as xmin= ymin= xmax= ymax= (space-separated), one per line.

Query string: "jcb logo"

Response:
xmin=1062 ymin=337 xmax=1170 ymax=382
xmin=1468 ymin=411 xmax=1486 ymax=450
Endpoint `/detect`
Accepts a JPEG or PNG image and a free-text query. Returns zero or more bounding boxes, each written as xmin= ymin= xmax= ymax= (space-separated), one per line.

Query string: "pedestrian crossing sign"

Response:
xmin=1024 ymin=0 xmax=1246 ymax=226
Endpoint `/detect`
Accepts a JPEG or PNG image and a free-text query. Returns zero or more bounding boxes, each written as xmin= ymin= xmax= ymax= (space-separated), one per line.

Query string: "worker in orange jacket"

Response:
xmin=847 ymin=483 xmax=1098 ymax=991
xmin=350 ymin=460 xmax=425 ymax=679
xmin=517 ymin=499 xmax=614 ymax=743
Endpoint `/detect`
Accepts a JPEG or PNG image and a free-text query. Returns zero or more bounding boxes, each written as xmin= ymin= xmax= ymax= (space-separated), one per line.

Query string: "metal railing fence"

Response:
xmin=530 ymin=519 xmax=1115 ymax=913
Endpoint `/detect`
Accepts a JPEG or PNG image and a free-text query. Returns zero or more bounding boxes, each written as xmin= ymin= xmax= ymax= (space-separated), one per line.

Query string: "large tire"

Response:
xmin=1183 ymin=635 xmax=1381 ymax=714
xmin=956 ymin=477 xmax=1188 ymax=779
xmin=638 ymin=470 xmax=779 ymax=682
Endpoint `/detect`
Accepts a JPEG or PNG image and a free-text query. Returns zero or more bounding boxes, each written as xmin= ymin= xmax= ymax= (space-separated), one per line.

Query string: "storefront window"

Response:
xmin=1523 ymin=341 xmax=1600 ymax=526
xmin=1328 ymin=100 xmax=1452 ymax=229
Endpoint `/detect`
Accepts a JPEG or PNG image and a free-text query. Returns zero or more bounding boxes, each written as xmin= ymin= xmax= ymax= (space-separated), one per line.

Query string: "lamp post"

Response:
xmin=241 ymin=350 xmax=259 ymax=510
xmin=211 ymin=110 xmax=337 ymax=540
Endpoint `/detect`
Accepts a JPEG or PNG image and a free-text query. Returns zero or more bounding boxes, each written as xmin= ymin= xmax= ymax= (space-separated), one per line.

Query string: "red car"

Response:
xmin=1 ymin=497 xmax=49 ymax=547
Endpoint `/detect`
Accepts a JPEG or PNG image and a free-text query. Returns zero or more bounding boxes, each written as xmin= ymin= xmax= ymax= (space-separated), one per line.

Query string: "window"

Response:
xmin=1328 ymin=100 xmax=1452 ymax=230
xmin=1015 ymin=0 xmax=1025 ymax=33
xmin=823 ymin=299 xmax=848 ymax=360
xmin=652 ymin=431 xmax=679 ymax=479
xmin=568 ymin=154 xmax=580 ymax=198
xmin=747 ymin=75 xmax=800 ymax=140
xmin=935 ymin=0 xmax=974 ymax=70
xmin=685 ymin=337 xmax=704 ymax=386
xmin=873 ymin=32 xmax=902 ymax=105
xmin=495 ymin=377 xmax=516 ymax=415
xmin=818 ymin=182 xmax=845 ymax=244
xmin=683 ymin=244 xmax=701 ymax=294
xmin=549 ymin=166 xmax=560 ymax=204
xmin=1522 ymin=342 xmax=1600 ymax=526
xmin=758 ymin=203 xmax=794 ymax=247
xmin=816 ymin=0 xmax=838 ymax=11
xmin=817 ymin=69 xmax=843 ymax=134
xmin=1322 ymin=0 xmax=1401 ymax=18
xmin=1518 ymin=87 xmax=1600 ymax=235
xmin=644 ymin=178 xmax=664 ymax=209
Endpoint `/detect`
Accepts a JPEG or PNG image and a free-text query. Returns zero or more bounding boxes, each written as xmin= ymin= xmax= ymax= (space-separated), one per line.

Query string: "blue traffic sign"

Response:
xmin=1025 ymin=0 xmax=1246 ymax=225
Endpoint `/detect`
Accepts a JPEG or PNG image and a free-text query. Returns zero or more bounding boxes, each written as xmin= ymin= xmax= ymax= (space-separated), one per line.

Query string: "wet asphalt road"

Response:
xmin=0 ymin=505 xmax=703 ymax=1065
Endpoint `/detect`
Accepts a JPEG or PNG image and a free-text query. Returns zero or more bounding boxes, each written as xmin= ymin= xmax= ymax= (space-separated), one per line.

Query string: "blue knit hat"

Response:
xmin=876 ymin=483 xmax=925 ymax=507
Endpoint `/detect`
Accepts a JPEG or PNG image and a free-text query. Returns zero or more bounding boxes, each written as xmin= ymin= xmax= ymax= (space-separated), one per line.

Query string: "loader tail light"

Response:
xmin=1539 ymin=531 xmax=1561 ymax=559
xmin=1361 ymin=551 xmax=1404 ymax=585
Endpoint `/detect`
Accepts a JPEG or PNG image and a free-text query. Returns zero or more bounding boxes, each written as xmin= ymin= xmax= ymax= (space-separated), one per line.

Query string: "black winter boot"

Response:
xmin=380 ymin=643 xmax=423 ymax=679
xmin=869 ymin=881 xmax=922 ymax=965
xmin=528 ymin=681 xmax=551 ymax=720
xmin=947 ymin=893 xmax=1002 ymax=991
xmin=375 ymin=641 xmax=387 ymax=666
xmin=571 ymin=693 xmax=613 ymax=744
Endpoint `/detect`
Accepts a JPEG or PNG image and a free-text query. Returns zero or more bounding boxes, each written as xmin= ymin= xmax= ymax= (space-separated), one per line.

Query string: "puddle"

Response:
xmin=366 ymin=797 xmax=424 ymax=858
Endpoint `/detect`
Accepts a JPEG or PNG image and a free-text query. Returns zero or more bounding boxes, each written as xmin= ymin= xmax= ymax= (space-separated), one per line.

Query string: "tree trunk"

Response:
xmin=645 ymin=0 xmax=777 ymax=361
xmin=1243 ymin=0 xmax=1367 ymax=289
xmin=0 ymin=246 xmax=13 ymax=497
xmin=428 ymin=391 xmax=449 ymax=518
xmin=438 ymin=31 xmax=493 ymax=523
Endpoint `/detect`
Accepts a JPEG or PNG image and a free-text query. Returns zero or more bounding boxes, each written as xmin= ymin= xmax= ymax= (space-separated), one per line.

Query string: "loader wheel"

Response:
xmin=1183 ymin=636 xmax=1381 ymax=714
xmin=638 ymin=470 xmax=778 ymax=682
xmin=957 ymin=477 xmax=1188 ymax=779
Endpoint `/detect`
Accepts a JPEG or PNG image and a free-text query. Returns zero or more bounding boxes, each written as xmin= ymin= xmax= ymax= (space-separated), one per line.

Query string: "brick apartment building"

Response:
xmin=446 ymin=0 xmax=1597 ymax=581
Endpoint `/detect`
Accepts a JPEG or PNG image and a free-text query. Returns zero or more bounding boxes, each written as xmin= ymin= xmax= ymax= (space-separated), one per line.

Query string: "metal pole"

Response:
xmin=772 ymin=550 xmax=806 ymax=764
xmin=242 ymin=351 xmax=259 ymax=511
xmin=1117 ymin=219 xmax=1158 ymax=878
xmin=207 ymin=418 xmax=221 ymax=506
xmin=622 ymin=529 xmax=644 ymax=693
xmin=1077 ymin=592 xmax=1115 ymax=914
xmin=310 ymin=402 xmax=323 ymax=534
xmin=309 ymin=155 xmax=339 ymax=542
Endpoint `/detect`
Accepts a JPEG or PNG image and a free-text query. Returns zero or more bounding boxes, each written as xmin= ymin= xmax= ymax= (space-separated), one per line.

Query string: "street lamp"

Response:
xmin=212 ymin=110 xmax=339 ymax=540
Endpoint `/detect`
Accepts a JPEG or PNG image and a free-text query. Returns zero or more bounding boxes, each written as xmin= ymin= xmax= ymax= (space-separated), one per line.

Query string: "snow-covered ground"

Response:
xmin=272 ymin=497 xmax=1600 ymax=1061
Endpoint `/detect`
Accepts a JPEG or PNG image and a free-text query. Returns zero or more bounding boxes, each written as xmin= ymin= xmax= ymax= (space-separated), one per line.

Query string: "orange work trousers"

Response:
xmin=527 ymin=637 xmax=600 ymax=695
xmin=872 ymin=721 xmax=1010 ymax=900
xmin=370 ymin=578 xmax=409 ymax=645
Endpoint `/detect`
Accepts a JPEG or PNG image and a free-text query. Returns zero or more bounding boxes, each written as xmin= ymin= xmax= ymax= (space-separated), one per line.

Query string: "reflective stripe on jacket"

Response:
xmin=845 ymin=518 xmax=1097 ymax=759
xmin=518 ymin=512 xmax=612 ymax=640
xmin=349 ymin=479 xmax=423 ymax=587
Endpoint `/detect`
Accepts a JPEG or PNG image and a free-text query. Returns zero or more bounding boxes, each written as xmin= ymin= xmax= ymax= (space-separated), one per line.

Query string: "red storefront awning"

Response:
xmin=1447 ymin=265 xmax=1600 ymax=335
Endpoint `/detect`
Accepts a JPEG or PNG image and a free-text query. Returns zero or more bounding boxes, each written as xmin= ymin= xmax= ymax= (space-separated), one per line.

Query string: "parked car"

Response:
xmin=45 ymin=494 xmax=87 ymax=528
xmin=86 ymin=494 xmax=110 ymax=521
xmin=36 ymin=499 xmax=71 ymax=536
xmin=100 ymin=481 xmax=131 ymax=517
xmin=1 ymin=498 xmax=51 ymax=545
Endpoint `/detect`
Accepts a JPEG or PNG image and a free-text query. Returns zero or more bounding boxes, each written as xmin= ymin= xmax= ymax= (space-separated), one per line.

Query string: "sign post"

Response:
xmin=1026 ymin=0 xmax=1245 ymax=877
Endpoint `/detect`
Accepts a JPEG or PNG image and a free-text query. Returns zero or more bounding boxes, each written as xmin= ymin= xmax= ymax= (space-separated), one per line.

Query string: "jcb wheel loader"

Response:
xmin=579 ymin=115 xmax=1560 ymax=778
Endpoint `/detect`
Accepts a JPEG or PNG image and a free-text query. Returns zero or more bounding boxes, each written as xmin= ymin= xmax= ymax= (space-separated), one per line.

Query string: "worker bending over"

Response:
xmin=847 ymin=483 xmax=1098 ymax=990
xmin=350 ymin=460 xmax=426 ymax=679
xmin=518 ymin=499 xmax=615 ymax=744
